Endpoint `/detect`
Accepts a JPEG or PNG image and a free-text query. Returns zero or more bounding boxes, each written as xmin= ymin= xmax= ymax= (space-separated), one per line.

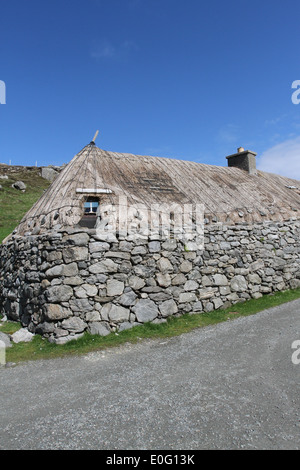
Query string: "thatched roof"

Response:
xmin=13 ymin=142 xmax=300 ymax=236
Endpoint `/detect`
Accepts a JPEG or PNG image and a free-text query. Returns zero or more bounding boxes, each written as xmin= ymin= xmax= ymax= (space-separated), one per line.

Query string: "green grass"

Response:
xmin=0 ymin=168 xmax=50 ymax=242
xmin=2 ymin=287 xmax=300 ymax=365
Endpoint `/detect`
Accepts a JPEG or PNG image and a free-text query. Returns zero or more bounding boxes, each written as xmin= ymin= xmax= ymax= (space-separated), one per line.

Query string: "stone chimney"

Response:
xmin=226 ymin=147 xmax=257 ymax=176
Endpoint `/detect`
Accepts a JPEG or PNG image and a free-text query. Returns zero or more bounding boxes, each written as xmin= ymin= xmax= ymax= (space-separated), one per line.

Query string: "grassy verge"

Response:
xmin=2 ymin=287 xmax=300 ymax=365
xmin=0 ymin=168 xmax=50 ymax=242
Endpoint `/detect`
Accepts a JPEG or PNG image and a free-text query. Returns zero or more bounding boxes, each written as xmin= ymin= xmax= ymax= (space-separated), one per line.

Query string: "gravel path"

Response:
xmin=1 ymin=300 xmax=300 ymax=450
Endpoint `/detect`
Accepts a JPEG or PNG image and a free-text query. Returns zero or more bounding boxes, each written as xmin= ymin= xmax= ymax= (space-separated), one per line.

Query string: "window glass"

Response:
xmin=84 ymin=200 xmax=99 ymax=214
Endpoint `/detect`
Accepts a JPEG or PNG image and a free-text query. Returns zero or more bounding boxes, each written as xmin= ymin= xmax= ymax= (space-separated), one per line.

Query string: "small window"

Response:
xmin=79 ymin=197 xmax=99 ymax=228
xmin=84 ymin=200 xmax=99 ymax=214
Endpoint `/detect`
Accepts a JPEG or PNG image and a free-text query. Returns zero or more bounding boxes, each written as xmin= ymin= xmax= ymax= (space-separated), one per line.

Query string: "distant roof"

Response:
xmin=13 ymin=142 xmax=300 ymax=236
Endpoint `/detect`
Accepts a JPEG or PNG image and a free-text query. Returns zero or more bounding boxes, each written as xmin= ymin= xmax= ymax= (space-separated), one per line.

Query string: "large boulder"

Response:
xmin=41 ymin=167 xmax=59 ymax=182
xmin=11 ymin=328 xmax=34 ymax=343
xmin=12 ymin=181 xmax=26 ymax=191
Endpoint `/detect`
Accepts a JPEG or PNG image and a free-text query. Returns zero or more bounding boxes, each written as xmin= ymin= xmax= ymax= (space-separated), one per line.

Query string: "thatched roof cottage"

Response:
xmin=1 ymin=137 xmax=300 ymax=343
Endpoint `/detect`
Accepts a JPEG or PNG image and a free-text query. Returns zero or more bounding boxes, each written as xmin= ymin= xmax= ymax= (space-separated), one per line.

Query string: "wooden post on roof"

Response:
xmin=92 ymin=130 xmax=99 ymax=144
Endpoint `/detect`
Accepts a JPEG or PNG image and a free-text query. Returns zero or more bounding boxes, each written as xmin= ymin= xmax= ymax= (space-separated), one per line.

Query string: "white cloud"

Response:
xmin=90 ymin=40 xmax=116 ymax=59
xmin=257 ymin=136 xmax=300 ymax=180
xmin=90 ymin=39 xmax=138 ymax=61
xmin=264 ymin=114 xmax=287 ymax=126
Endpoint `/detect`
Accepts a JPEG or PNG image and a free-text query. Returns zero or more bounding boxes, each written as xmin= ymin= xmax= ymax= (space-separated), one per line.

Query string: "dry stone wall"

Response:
xmin=1 ymin=219 xmax=300 ymax=344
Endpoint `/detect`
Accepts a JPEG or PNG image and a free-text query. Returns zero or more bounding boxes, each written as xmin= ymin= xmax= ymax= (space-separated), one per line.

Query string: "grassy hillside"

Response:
xmin=0 ymin=166 xmax=51 ymax=242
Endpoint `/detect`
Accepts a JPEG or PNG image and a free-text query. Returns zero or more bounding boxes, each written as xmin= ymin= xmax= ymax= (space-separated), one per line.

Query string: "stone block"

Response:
xmin=61 ymin=317 xmax=87 ymax=333
xmin=219 ymin=285 xmax=230 ymax=296
xmin=184 ymin=280 xmax=199 ymax=291
xmin=104 ymin=251 xmax=131 ymax=260
xmin=87 ymin=322 xmax=110 ymax=336
xmin=69 ymin=298 xmax=93 ymax=312
xmin=89 ymin=259 xmax=118 ymax=274
xmin=43 ymin=303 xmax=72 ymax=321
xmin=74 ymin=284 xmax=98 ymax=298
xmin=230 ymin=275 xmax=248 ymax=292
xmin=128 ymin=276 xmax=146 ymax=290
xmin=63 ymin=276 xmax=84 ymax=286
xmin=212 ymin=274 xmax=228 ymax=286
xmin=159 ymin=299 xmax=178 ymax=317
xmin=131 ymin=245 xmax=147 ymax=255
xmin=106 ymin=279 xmax=125 ymax=297
xmin=248 ymin=273 xmax=261 ymax=284
xmin=107 ymin=304 xmax=130 ymax=323
xmin=212 ymin=298 xmax=223 ymax=309
xmin=89 ymin=241 xmax=110 ymax=253
xmin=161 ymin=240 xmax=177 ymax=251
xmin=63 ymin=232 xmax=90 ymax=246
xmin=156 ymin=272 xmax=171 ymax=287
xmin=45 ymin=262 xmax=78 ymax=278
xmin=171 ymin=273 xmax=187 ymax=285
xmin=179 ymin=260 xmax=193 ymax=273
xmin=132 ymin=299 xmax=158 ymax=323
xmin=45 ymin=285 xmax=73 ymax=303
xmin=62 ymin=246 xmax=88 ymax=263
xmin=117 ymin=290 xmax=137 ymax=306
xmin=148 ymin=241 xmax=161 ymax=252
xmin=192 ymin=301 xmax=203 ymax=312
xmin=157 ymin=257 xmax=173 ymax=273
xmin=85 ymin=311 xmax=101 ymax=322
xmin=179 ymin=292 xmax=197 ymax=303
xmin=118 ymin=322 xmax=140 ymax=332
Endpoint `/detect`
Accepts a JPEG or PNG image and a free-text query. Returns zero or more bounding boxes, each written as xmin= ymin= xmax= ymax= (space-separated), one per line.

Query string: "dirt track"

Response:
xmin=1 ymin=300 xmax=300 ymax=450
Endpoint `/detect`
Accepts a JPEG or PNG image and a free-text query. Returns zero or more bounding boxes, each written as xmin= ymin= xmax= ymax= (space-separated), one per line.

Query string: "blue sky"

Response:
xmin=1 ymin=0 xmax=300 ymax=178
